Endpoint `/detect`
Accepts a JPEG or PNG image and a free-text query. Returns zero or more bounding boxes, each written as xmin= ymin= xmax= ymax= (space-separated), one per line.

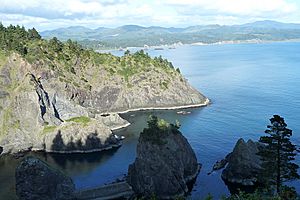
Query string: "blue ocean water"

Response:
xmin=0 ymin=42 xmax=299 ymax=199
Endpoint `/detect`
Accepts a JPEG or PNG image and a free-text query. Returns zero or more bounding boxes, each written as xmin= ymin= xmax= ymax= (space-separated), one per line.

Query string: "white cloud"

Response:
xmin=0 ymin=0 xmax=299 ymax=30
xmin=166 ymin=0 xmax=297 ymax=16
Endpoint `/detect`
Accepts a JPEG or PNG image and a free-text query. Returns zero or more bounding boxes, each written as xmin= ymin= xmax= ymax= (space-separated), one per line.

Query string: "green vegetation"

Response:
xmin=137 ymin=115 xmax=299 ymax=199
xmin=42 ymin=125 xmax=57 ymax=134
xmin=40 ymin=21 xmax=300 ymax=49
xmin=0 ymin=24 xmax=179 ymax=89
xmin=223 ymin=115 xmax=300 ymax=200
xmin=65 ymin=116 xmax=91 ymax=125
xmin=141 ymin=115 xmax=181 ymax=145
xmin=0 ymin=23 xmax=40 ymax=56
xmin=0 ymin=50 xmax=7 ymax=67
xmin=216 ymin=186 xmax=298 ymax=200
xmin=257 ymin=115 xmax=299 ymax=195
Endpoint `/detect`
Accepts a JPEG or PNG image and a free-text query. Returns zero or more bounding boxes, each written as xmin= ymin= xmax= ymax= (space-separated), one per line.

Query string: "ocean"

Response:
xmin=1 ymin=42 xmax=299 ymax=199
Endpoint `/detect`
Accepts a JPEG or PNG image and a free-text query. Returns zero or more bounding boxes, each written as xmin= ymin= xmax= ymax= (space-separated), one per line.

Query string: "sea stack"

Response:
xmin=221 ymin=138 xmax=262 ymax=186
xmin=127 ymin=116 xmax=200 ymax=199
xmin=15 ymin=157 xmax=75 ymax=200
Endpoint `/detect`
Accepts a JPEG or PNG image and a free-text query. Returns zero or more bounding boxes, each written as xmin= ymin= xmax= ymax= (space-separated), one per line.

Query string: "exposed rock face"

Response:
xmin=43 ymin=120 xmax=120 ymax=153
xmin=0 ymin=53 xmax=207 ymax=154
xmin=16 ymin=156 xmax=75 ymax=200
xmin=221 ymin=138 xmax=262 ymax=186
xmin=127 ymin=119 xmax=200 ymax=199
xmin=95 ymin=113 xmax=130 ymax=130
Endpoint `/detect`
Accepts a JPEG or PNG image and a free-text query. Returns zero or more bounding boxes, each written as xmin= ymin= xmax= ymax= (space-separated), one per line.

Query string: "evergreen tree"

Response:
xmin=124 ymin=49 xmax=130 ymax=56
xmin=28 ymin=28 xmax=41 ymax=40
xmin=49 ymin=37 xmax=63 ymax=52
xmin=258 ymin=115 xmax=299 ymax=195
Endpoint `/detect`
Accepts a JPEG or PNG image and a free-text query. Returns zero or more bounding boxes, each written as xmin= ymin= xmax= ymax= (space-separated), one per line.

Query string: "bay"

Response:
xmin=1 ymin=42 xmax=299 ymax=199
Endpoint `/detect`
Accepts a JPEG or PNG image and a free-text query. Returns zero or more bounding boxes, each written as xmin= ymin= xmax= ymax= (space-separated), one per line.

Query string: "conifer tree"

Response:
xmin=28 ymin=28 xmax=41 ymax=40
xmin=258 ymin=115 xmax=299 ymax=195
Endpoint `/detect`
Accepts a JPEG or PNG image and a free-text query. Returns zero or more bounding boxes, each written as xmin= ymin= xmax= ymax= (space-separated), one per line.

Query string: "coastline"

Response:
xmin=111 ymin=122 xmax=131 ymax=131
xmin=96 ymin=39 xmax=300 ymax=52
xmin=35 ymin=143 xmax=122 ymax=154
xmin=115 ymin=98 xmax=210 ymax=115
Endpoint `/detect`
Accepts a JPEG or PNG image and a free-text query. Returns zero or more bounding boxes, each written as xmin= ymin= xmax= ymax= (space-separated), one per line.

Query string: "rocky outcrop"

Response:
xmin=0 ymin=52 xmax=207 ymax=154
xmin=16 ymin=156 xmax=75 ymax=200
xmin=95 ymin=113 xmax=130 ymax=130
xmin=221 ymin=138 xmax=262 ymax=186
xmin=43 ymin=119 xmax=120 ymax=153
xmin=127 ymin=117 xmax=200 ymax=199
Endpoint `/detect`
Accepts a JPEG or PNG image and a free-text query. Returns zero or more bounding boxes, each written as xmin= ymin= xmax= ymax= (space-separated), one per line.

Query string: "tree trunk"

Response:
xmin=277 ymin=139 xmax=281 ymax=195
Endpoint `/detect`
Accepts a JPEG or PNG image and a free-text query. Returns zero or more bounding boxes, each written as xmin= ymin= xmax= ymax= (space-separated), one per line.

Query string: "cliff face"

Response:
xmin=221 ymin=138 xmax=262 ymax=186
xmin=0 ymin=51 xmax=207 ymax=154
xmin=127 ymin=117 xmax=200 ymax=199
xmin=16 ymin=157 xmax=75 ymax=200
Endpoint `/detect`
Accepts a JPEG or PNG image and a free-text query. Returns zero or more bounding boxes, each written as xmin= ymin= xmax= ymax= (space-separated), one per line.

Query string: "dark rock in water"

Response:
xmin=214 ymin=156 xmax=230 ymax=171
xmin=16 ymin=156 xmax=75 ymax=200
xmin=13 ymin=152 xmax=26 ymax=159
xmin=221 ymin=138 xmax=262 ymax=186
xmin=208 ymin=153 xmax=232 ymax=175
xmin=127 ymin=117 xmax=200 ymax=199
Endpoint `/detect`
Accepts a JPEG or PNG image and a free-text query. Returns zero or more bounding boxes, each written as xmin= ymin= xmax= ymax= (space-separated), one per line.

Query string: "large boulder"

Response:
xmin=221 ymin=138 xmax=262 ymax=186
xmin=127 ymin=117 xmax=200 ymax=199
xmin=16 ymin=156 xmax=75 ymax=200
xmin=95 ymin=113 xmax=130 ymax=130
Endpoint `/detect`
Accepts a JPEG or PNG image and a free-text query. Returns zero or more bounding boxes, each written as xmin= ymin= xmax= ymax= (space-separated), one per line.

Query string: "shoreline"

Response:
xmin=111 ymin=122 xmax=131 ymax=131
xmin=2 ymin=99 xmax=210 ymax=155
xmin=115 ymin=98 xmax=210 ymax=115
xmin=33 ymin=143 xmax=122 ymax=154
xmin=96 ymin=39 xmax=300 ymax=52
xmin=112 ymin=98 xmax=211 ymax=114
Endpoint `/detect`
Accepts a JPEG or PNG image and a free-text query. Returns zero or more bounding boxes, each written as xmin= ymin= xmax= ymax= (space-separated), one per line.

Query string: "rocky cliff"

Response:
xmin=221 ymin=138 xmax=262 ymax=186
xmin=16 ymin=156 xmax=75 ymax=200
xmin=0 ymin=45 xmax=207 ymax=154
xmin=127 ymin=116 xmax=200 ymax=199
xmin=0 ymin=26 xmax=207 ymax=154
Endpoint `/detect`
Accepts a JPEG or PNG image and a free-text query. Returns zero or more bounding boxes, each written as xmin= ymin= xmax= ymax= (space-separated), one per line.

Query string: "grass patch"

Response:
xmin=43 ymin=125 xmax=56 ymax=134
xmin=0 ymin=50 xmax=8 ymax=68
xmin=160 ymin=81 xmax=169 ymax=90
xmin=66 ymin=116 xmax=91 ymax=125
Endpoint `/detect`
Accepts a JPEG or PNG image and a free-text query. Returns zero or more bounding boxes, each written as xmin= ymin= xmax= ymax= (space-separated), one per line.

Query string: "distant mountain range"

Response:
xmin=41 ymin=20 xmax=300 ymax=49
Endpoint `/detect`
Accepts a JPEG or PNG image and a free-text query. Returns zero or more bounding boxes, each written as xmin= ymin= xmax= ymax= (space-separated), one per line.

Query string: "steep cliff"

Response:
xmin=127 ymin=116 xmax=200 ymax=199
xmin=16 ymin=157 xmax=75 ymax=200
xmin=0 ymin=26 xmax=208 ymax=154
xmin=221 ymin=138 xmax=262 ymax=186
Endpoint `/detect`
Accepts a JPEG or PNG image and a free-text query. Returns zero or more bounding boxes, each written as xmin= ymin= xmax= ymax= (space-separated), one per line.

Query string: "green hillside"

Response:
xmin=40 ymin=20 xmax=300 ymax=49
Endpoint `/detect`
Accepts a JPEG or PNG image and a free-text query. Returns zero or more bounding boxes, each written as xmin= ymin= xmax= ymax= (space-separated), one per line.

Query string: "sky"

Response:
xmin=0 ymin=0 xmax=300 ymax=31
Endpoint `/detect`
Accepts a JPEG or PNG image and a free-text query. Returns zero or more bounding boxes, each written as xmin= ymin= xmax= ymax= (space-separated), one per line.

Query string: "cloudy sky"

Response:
xmin=1 ymin=0 xmax=300 ymax=31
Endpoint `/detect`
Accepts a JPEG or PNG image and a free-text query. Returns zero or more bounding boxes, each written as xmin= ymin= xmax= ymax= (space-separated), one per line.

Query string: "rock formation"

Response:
xmin=221 ymin=138 xmax=262 ymax=186
xmin=127 ymin=116 xmax=200 ymax=199
xmin=0 ymin=52 xmax=207 ymax=154
xmin=43 ymin=119 xmax=121 ymax=153
xmin=95 ymin=113 xmax=130 ymax=130
xmin=16 ymin=156 xmax=75 ymax=200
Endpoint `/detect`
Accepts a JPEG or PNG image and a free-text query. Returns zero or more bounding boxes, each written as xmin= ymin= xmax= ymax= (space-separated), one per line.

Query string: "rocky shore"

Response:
xmin=0 ymin=53 xmax=207 ymax=155
xmin=209 ymin=138 xmax=263 ymax=190
xmin=15 ymin=117 xmax=200 ymax=200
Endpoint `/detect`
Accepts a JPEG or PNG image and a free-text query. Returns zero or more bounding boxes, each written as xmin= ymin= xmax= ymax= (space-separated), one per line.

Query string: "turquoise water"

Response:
xmin=1 ymin=42 xmax=299 ymax=199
